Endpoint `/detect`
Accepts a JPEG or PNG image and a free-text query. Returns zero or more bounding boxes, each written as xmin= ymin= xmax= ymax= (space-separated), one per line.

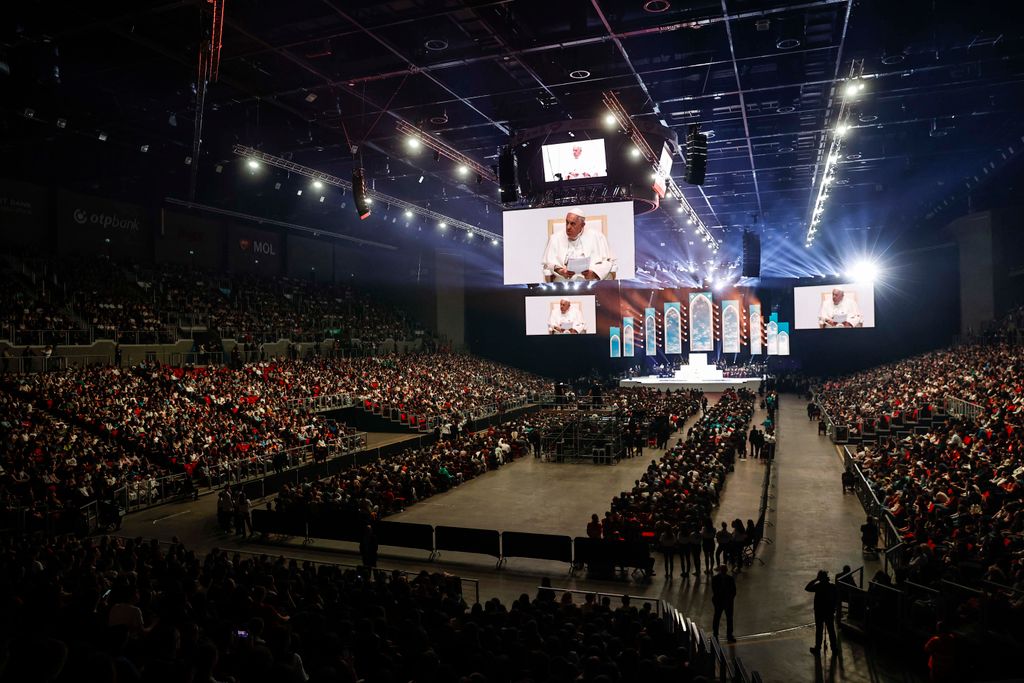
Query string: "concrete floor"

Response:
xmin=119 ymin=397 xmax=920 ymax=683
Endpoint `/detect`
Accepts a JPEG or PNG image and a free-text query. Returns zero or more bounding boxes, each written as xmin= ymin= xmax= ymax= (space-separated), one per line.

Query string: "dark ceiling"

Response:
xmin=3 ymin=0 xmax=1023 ymax=279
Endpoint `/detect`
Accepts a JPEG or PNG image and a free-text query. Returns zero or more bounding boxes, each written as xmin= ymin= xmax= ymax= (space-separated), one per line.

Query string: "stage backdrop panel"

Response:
xmin=609 ymin=326 xmax=621 ymax=357
xmin=767 ymin=313 xmax=779 ymax=355
xmin=227 ymin=223 xmax=282 ymax=275
xmin=623 ymin=317 xmax=634 ymax=356
xmin=156 ymin=209 xmax=224 ymax=270
xmin=524 ymin=295 xmax=597 ymax=335
xmin=503 ymin=200 xmax=636 ymax=284
xmin=778 ymin=322 xmax=791 ymax=355
xmin=0 ymin=179 xmax=49 ymax=249
xmin=689 ymin=292 xmax=714 ymax=352
xmin=749 ymin=304 xmax=762 ymax=355
xmin=287 ymin=234 xmax=334 ymax=282
xmin=721 ymin=300 xmax=741 ymax=353
xmin=645 ymin=307 xmax=657 ymax=356
xmin=664 ymin=302 xmax=682 ymax=354
xmin=57 ymin=190 xmax=151 ymax=260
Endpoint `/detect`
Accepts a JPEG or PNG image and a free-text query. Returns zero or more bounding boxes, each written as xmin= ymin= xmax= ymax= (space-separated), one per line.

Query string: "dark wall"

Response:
xmin=0 ymin=178 xmax=49 ymax=250
xmin=156 ymin=210 xmax=225 ymax=270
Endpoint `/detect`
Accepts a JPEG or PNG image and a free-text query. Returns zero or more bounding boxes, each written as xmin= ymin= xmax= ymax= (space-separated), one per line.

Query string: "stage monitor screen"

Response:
xmin=541 ymin=139 xmax=607 ymax=182
xmin=794 ymin=283 xmax=876 ymax=329
xmin=503 ymin=201 xmax=636 ymax=285
xmin=525 ymin=295 xmax=597 ymax=335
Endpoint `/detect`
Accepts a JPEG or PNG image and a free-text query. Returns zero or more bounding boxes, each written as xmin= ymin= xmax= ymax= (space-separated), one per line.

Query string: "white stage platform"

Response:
xmin=618 ymin=376 xmax=761 ymax=393
xmin=618 ymin=353 xmax=761 ymax=393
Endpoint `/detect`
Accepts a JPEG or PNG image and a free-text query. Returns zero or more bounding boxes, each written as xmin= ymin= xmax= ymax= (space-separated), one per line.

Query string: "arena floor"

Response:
xmin=121 ymin=396 xmax=913 ymax=683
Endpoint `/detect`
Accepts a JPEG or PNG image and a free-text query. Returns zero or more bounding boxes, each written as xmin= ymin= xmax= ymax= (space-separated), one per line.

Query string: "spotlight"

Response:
xmin=418 ymin=175 xmax=424 ymax=183
xmin=185 ymin=156 xmax=193 ymax=165
xmin=319 ymin=196 xmax=325 ymax=203
xmin=836 ymin=124 xmax=850 ymax=137
xmin=467 ymin=231 xmax=474 ymax=239
xmin=456 ymin=165 xmax=469 ymax=176
xmin=312 ymin=180 xmax=323 ymax=189
xmin=404 ymin=209 xmax=413 ymax=219
xmin=687 ymin=218 xmax=694 ymax=225
xmin=365 ymin=197 xmax=373 ymax=205
xmin=407 ymin=136 xmax=421 ymax=149
xmin=439 ymin=221 xmax=447 ymax=229
xmin=492 ymin=238 xmax=498 ymax=245
xmin=140 ymin=145 xmax=149 ymax=153
xmin=23 ymin=108 xmax=35 ymax=119
xmin=296 ymin=190 xmax=303 ymax=196
xmin=604 ymin=113 xmax=617 ymax=127
xmin=630 ymin=147 xmax=641 ymax=158
xmin=247 ymin=159 xmax=260 ymax=169
xmin=56 ymin=118 xmax=67 ymax=129
xmin=844 ymin=82 xmax=859 ymax=97
xmin=98 ymin=132 xmax=108 ymax=142
xmin=847 ymin=258 xmax=880 ymax=283
xmin=676 ymin=206 xmax=684 ymax=213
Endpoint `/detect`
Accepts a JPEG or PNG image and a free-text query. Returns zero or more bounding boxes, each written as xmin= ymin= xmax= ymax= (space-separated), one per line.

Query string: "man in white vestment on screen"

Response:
xmin=548 ymin=299 xmax=586 ymax=335
xmin=542 ymin=211 xmax=616 ymax=282
xmin=819 ymin=288 xmax=863 ymax=328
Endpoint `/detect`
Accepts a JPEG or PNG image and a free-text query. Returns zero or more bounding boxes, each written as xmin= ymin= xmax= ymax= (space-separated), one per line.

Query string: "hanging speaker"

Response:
xmin=497 ymin=145 xmax=520 ymax=203
xmin=352 ymin=168 xmax=371 ymax=220
xmin=742 ymin=231 xmax=761 ymax=278
xmin=684 ymin=124 xmax=708 ymax=185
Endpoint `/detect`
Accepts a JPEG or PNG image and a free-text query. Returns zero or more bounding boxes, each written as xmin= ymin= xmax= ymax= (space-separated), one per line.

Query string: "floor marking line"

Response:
xmin=152 ymin=510 xmax=191 ymax=524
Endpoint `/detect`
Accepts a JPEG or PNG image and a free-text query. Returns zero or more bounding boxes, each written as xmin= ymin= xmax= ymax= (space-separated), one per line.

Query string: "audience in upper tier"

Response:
xmin=0 ymin=255 xmax=424 ymax=347
xmin=0 ymin=534 xmax=702 ymax=683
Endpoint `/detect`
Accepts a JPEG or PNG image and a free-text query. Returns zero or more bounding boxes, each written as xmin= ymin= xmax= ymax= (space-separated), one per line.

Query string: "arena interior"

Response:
xmin=2 ymin=2 xmax=1024 ymax=682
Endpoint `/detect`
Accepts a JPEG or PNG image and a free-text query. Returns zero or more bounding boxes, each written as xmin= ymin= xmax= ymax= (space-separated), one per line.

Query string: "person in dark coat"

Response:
xmin=711 ymin=565 xmax=737 ymax=643
xmin=360 ymin=524 xmax=379 ymax=568
xmin=806 ymin=569 xmax=838 ymax=654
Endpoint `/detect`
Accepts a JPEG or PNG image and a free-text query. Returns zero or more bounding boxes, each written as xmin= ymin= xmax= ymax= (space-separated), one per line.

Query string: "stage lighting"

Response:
xmin=56 ymin=118 xmax=66 ymax=129
xmin=296 ymin=189 xmax=303 ymax=196
xmin=247 ymin=159 xmax=260 ymax=169
xmin=467 ymin=231 xmax=474 ymax=239
xmin=491 ymin=238 xmax=498 ymax=245
xmin=439 ymin=221 xmax=447 ymax=229
xmin=98 ymin=132 xmax=108 ymax=141
xmin=604 ymin=113 xmax=617 ymax=127
xmin=847 ymin=259 xmax=880 ymax=283
xmin=457 ymin=165 xmax=469 ymax=176
xmin=630 ymin=147 xmax=641 ymax=158
xmin=407 ymin=136 xmax=421 ymax=149
xmin=836 ymin=124 xmax=850 ymax=137
xmin=418 ymin=175 xmax=424 ymax=183
xmin=676 ymin=206 xmax=684 ymax=213
xmin=404 ymin=209 xmax=413 ymax=219
xmin=312 ymin=180 xmax=323 ymax=189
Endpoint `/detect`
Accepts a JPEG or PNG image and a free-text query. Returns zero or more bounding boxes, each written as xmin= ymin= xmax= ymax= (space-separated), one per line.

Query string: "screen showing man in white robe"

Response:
xmin=548 ymin=299 xmax=586 ymax=334
xmin=818 ymin=288 xmax=863 ymax=328
xmin=541 ymin=211 xmax=616 ymax=282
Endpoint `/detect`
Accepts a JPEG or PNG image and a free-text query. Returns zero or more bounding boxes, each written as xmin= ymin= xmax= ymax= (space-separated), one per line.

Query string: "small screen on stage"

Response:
xmin=502 ymin=201 xmax=636 ymax=285
xmin=794 ymin=282 xmax=875 ymax=329
xmin=541 ymin=139 xmax=607 ymax=182
xmin=525 ymin=295 xmax=597 ymax=335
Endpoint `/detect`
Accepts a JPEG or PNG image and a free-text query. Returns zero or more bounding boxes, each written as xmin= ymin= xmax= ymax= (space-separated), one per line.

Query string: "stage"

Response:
xmin=618 ymin=376 xmax=761 ymax=393
xmin=618 ymin=352 xmax=761 ymax=393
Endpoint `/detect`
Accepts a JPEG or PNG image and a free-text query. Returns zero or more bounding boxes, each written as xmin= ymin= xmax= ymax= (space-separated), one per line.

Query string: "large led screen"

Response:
xmin=794 ymin=283 xmax=876 ymax=329
xmin=541 ymin=139 xmax=607 ymax=182
xmin=524 ymin=295 xmax=597 ymax=335
xmin=503 ymin=201 xmax=636 ymax=285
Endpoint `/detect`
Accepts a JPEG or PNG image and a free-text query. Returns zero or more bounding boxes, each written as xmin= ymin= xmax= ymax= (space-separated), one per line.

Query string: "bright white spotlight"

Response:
xmin=407 ymin=137 xmax=421 ymax=149
xmin=845 ymin=82 xmax=859 ymax=97
xmin=247 ymin=159 xmax=260 ymax=169
xmin=630 ymin=147 xmax=641 ymax=158
xmin=491 ymin=238 xmax=498 ymax=245
xmin=439 ymin=221 xmax=447 ymax=229
xmin=847 ymin=259 xmax=880 ymax=283
xmin=456 ymin=165 xmax=469 ymax=176
xmin=404 ymin=209 xmax=413 ymax=219
xmin=676 ymin=206 xmax=684 ymax=213
xmin=312 ymin=180 xmax=323 ymax=189
xmin=604 ymin=113 xmax=617 ymax=127
xmin=836 ymin=124 xmax=849 ymax=137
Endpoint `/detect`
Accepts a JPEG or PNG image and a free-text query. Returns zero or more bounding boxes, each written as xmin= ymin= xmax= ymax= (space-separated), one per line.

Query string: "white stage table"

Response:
xmin=618 ymin=354 xmax=761 ymax=393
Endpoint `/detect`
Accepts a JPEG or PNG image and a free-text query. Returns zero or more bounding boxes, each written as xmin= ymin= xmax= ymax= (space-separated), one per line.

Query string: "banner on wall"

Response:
xmin=664 ymin=303 xmax=682 ymax=354
xmin=228 ymin=223 xmax=282 ymax=275
xmin=721 ymin=300 xmax=741 ymax=353
xmin=645 ymin=307 xmax=657 ymax=356
xmin=689 ymin=292 xmax=714 ymax=352
xmin=778 ymin=322 xmax=791 ymax=356
xmin=749 ymin=304 xmax=762 ymax=355
xmin=623 ymin=317 xmax=634 ymax=357
xmin=57 ymin=190 xmax=150 ymax=259
xmin=767 ymin=312 xmax=779 ymax=355
xmin=609 ymin=326 xmax=621 ymax=357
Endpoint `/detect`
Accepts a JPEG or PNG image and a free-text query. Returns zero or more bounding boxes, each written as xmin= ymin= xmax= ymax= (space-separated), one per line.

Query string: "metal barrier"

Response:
xmin=285 ymin=392 xmax=357 ymax=412
xmin=943 ymin=395 xmax=985 ymax=420
xmin=841 ymin=445 xmax=906 ymax=577
xmin=8 ymin=328 xmax=93 ymax=346
xmin=540 ymin=586 xmax=664 ymax=617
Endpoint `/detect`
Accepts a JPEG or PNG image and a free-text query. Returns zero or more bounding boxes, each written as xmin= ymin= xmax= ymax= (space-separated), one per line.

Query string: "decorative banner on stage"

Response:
xmin=721 ymin=300 xmax=741 ymax=353
xmin=645 ymin=307 xmax=657 ymax=356
xmin=777 ymin=322 xmax=791 ymax=356
xmin=688 ymin=292 xmax=714 ymax=352
xmin=749 ymin=304 xmax=762 ymax=355
xmin=664 ymin=302 xmax=682 ymax=354
xmin=609 ymin=326 xmax=621 ymax=357
xmin=767 ymin=312 xmax=779 ymax=355
xmin=623 ymin=317 xmax=634 ymax=357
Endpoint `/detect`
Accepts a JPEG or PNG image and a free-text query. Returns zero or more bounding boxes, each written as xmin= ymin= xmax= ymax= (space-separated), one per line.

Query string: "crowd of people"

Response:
xmin=586 ymin=389 xmax=758 ymax=558
xmin=0 ymin=534 xmax=706 ymax=683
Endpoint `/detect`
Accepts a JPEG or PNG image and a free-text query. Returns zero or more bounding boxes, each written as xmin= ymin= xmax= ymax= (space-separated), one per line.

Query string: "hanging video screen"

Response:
xmin=524 ymin=295 xmax=597 ymax=335
xmin=540 ymin=139 xmax=607 ymax=182
xmin=794 ymin=283 xmax=876 ymax=329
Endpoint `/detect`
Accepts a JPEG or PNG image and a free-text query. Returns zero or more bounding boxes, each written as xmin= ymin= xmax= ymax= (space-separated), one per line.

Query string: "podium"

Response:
xmin=672 ymin=353 xmax=725 ymax=382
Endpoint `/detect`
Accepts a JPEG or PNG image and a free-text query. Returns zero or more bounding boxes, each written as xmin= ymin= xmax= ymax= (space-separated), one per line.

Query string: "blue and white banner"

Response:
xmin=721 ymin=300 xmax=741 ymax=353
xmin=623 ymin=317 xmax=634 ymax=357
xmin=645 ymin=307 xmax=657 ymax=356
xmin=749 ymin=304 xmax=762 ymax=355
xmin=609 ymin=326 xmax=621 ymax=357
xmin=664 ymin=302 xmax=682 ymax=354
xmin=689 ymin=292 xmax=714 ymax=352
xmin=767 ymin=312 xmax=779 ymax=355
xmin=778 ymin=322 xmax=791 ymax=356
